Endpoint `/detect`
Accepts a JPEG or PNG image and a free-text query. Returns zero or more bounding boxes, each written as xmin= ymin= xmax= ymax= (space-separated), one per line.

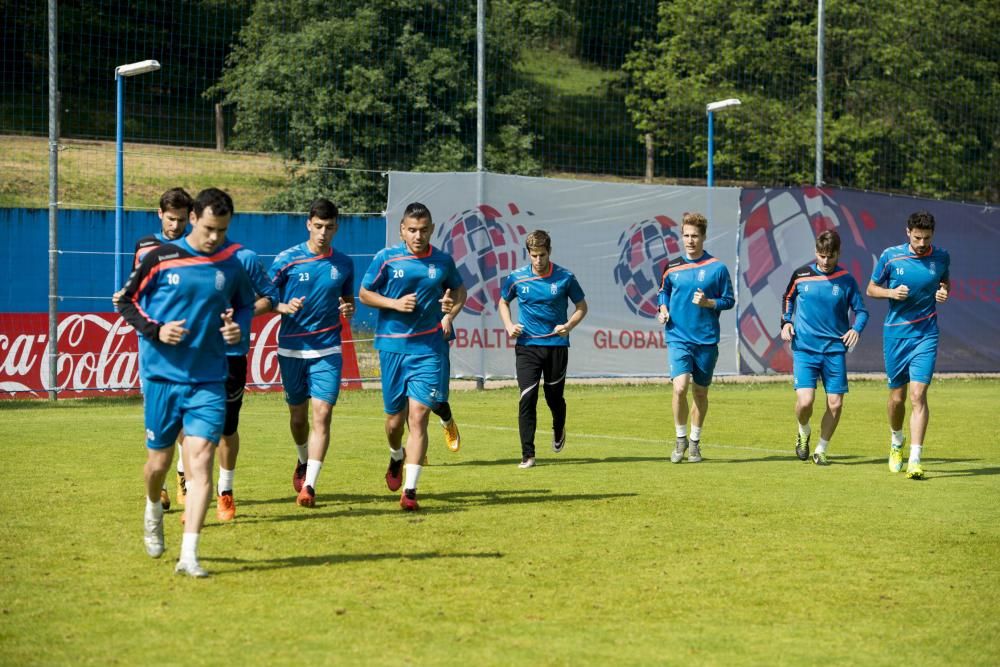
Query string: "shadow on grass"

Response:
xmin=201 ymin=549 xmax=504 ymax=574
xmin=440 ymin=455 xmax=666 ymax=468
xmin=222 ymin=489 xmax=637 ymax=525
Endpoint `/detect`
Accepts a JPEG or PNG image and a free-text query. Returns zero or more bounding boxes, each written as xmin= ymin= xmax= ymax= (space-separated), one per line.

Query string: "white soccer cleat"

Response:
xmin=144 ymin=514 xmax=165 ymax=559
xmin=174 ymin=559 xmax=209 ymax=578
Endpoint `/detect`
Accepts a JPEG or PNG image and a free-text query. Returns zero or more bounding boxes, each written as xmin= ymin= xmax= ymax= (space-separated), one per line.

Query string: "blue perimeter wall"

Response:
xmin=0 ymin=208 xmax=387 ymax=329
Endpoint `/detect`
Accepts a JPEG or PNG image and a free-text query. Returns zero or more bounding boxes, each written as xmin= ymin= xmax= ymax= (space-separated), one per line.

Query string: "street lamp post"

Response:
xmin=114 ymin=59 xmax=160 ymax=290
xmin=706 ymin=98 xmax=742 ymax=187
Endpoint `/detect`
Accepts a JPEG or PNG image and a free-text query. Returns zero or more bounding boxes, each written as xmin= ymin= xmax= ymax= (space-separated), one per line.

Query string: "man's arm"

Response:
xmin=440 ymin=285 xmax=467 ymax=336
xmin=554 ymin=299 xmax=588 ymax=337
xmin=866 ymin=280 xmax=908 ymax=301
xmin=497 ymin=298 xmax=523 ymax=338
xmin=358 ymin=286 xmax=416 ymax=312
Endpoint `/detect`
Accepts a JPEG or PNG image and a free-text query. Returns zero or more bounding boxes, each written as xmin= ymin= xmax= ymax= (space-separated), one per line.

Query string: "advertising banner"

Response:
xmin=0 ymin=313 xmax=361 ymax=398
xmin=738 ymin=188 xmax=1000 ymax=373
xmin=387 ymin=172 xmax=742 ymax=378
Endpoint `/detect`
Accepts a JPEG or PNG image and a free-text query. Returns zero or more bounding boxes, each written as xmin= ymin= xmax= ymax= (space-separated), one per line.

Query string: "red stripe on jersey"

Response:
xmin=272 ymin=249 xmax=332 ymax=280
xmin=282 ymin=321 xmax=343 ymax=338
xmin=137 ymin=243 xmax=242 ymax=295
xmin=375 ymin=323 xmax=443 ymax=339
xmin=659 ymin=256 xmax=719 ymax=290
xmin=885 ymin=311 xmax=937 ymax=327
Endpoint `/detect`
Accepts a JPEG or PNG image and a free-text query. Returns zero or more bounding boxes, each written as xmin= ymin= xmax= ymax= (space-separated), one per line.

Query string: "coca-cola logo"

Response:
xmin=0 ymin=312 xmax=292 ymax=398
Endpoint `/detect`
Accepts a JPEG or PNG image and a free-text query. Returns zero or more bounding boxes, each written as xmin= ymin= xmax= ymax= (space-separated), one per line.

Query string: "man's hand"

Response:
xmin=158 ymin=319 xmax=189 ymax=345
xmin=439 ymin=288 xmax=454 ymax=313
xmin=395 ymin=293 xmax=417 ymax=313
xmin=442 ymin=314 xmax=454 ymax=337
xmin=112 ymin=289 xmax=125 ymax=308
xmin=506 ymin=322 xmax=524 ymax=338
xmin=841 ymin=329 xmax=859 ymax=349
xmin=276 ymin=297 xmax=305 ymax=315
xmin=219 ymin=309 xmax=242 ymax=345
xmin=890 ymin=284 xmax=910 ymax=301
xmin=935 ymin=282 xmax=949 ymax=303
xmin=780 ymin=322 xmax=795 ymax=342
xmin=692 ymin=289 xmax=712 ymax=308
xmin=339 ymin=297 xmax=355 ymax=319
xmin=657 ymin=305 xmax=670 ymax=324
xmin=554 ymin=324 xmax=570 ymax=338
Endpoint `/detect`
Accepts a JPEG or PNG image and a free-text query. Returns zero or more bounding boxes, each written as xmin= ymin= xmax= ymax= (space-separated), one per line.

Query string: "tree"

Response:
xmin=624 ymin=0 xmax=999 ymax=200
xmin=212 ymin=0 xmax=543 ymax=211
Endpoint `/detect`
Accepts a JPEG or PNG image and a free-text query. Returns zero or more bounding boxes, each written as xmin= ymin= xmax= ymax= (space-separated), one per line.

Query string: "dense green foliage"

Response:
xmin=1 ymin=381 xmax=998 ymax=664
xmin=625 ymin=0 xmax=1000 ymax=199
xmin=212 ymin=0 xmax=543 ymax=211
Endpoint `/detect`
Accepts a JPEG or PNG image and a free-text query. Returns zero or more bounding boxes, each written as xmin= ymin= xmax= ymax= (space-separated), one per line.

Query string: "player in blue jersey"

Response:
xmin=269 ymin=198 xmax=355 ymax=508
xmin=119 ymin=188 xmax=254 ymax=577
xmin=866 ymin=211 xmax=950 ymax=480
xmin=780 ymin=230 xmax=869 ymax=465
xmin=359 ymin=202 xmax=466 ymax=511
xmin=498 ymin=230 xmax=588 ymax=469
xmin=113 ymin=188 xmax=194 ymax=511
xmin=215 ymin=240 xmax=298 ymax=520
xmin=656 ymin=212 xmax=735 ymax=463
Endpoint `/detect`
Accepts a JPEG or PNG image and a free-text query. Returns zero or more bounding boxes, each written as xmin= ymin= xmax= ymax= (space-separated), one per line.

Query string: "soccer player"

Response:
xmin=497 ymin=230 xmax=588 ymax=469
xmin=866 ymin=211 xmax=950 ymax=480
xmin=780 ymin=230 xmax=869 ymax=465
xmin=657 ymin=212 xmax=734 ymax=463
xmin=119 ymin=188 xmax=254 ymax=577
xmin=113 ymin=187 xmax=193 ymax=510
xmin=358 ymin=202 xmax=466 ymax=511
xmin=269 ymin=198 xmax=355 ymax=508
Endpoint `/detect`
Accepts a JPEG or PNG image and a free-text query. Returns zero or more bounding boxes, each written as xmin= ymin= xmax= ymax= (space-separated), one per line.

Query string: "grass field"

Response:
xmin=1 ymin=380 xmax=998 ymax=666
xmin=0 ymin=135 xmax=290 ymax=211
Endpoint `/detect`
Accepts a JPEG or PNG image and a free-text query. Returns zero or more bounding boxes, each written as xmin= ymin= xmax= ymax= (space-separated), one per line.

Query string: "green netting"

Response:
xmin=2 ymin=0 xmax=997 ymax=212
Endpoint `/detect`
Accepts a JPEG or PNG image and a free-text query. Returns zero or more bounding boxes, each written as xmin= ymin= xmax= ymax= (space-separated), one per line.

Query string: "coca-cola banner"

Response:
xmin=0 ymin=313 xmax=362 ymax=398
xmin=738 ymin=188 xmax=1000 ymax=373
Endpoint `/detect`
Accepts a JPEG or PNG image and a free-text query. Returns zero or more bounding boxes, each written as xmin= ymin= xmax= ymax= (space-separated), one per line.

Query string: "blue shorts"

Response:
xmin=278 ymin=353 xmax=343 ymax=406
xmin=142 ymin=379 xmax=225 ymax=449
xmin=667 ymin=342 xmax=719 ymax=387
xmin=793 ymin=350 xmax=848 ymax=394
xmin=884 ymin=335 xmax=938 ymax=388
xmin=379 ymin=350 xmax=445 ymax=414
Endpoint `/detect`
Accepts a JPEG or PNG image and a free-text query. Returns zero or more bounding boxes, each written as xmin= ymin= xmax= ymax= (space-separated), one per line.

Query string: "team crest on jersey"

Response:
xmin=832 ymin=284 xmax=841 ymax=296
xmin=330 ymin=266 xmax=339 ymax=281
xmin=697 ymin=269 xmax=706 ymax=282
xmin=428 ymin=264 xmax=438 ymax=279
xmin=929 ymin=261 xmax=936 ymax=273
xmin=215 ymin=270 xmax=225 ymax=291
xmin=550 ymin=283 xmax=558 ymax=295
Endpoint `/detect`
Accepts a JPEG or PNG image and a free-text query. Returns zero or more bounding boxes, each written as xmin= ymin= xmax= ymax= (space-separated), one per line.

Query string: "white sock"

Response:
xmin=675 ymin=424 xmax=687 ymax=439
xmin=218 ymin=467 xmax=234 ymax=495
xmin=390 ymin=447 xmax=405 ymax=462
xmin=891 ymin=429 xmax=904 ymax=447
xmin=404 ymin=463 xmax=422 ymax=491
xmin=145 ymin=497 xmax=163 ymax=521
xmin=798 ymin=422 xmax=811 ymax=437
xmin=305 ymin=459 xmax=323 ymax=489
xmin=690 ymin=425 xmax=702 ymax=442
xmin=176 ymin=443 xmax=185 ymax=474
xmin=816 ymin=438 xmax=829 ymax=454
xmin=180 ymin=532 xmax=200 ymax=563
xmin=295 ymin=442 xmax=308 ymax=464
xmin=909 ymin=444 xmax=922 ymax=463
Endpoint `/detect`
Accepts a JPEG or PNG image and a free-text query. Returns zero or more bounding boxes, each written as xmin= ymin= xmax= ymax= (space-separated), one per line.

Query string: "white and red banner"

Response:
xmin=387 ymin=172 xmax=742 ymax=378
xmin=0 ymin=313 xmax=361 ymax=398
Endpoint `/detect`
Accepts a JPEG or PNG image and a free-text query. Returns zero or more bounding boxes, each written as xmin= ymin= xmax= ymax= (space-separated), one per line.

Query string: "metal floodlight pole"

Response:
xmin=706 ymin=98 xmax=742 ymax=188
xmin=816 ymin=0 xmax=825 ymax=186
xmin=114 ymin=59 xmax=160 ymax=290
xmin=47 ymin=0 xmax=58 ymax=400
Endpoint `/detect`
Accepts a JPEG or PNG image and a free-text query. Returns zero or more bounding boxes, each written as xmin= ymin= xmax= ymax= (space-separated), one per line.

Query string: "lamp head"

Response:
xmin=115 ymin=60 xmax=161 ymax=78
xmin=706 ymin=98 xmax=742 ymax=113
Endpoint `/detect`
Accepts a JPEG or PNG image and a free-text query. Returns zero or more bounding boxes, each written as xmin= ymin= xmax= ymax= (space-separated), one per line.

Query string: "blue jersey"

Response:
xmin=870 ymin=243 xmax=950 ymax=338
xmin=132 ymin=231 xmax=185 ymax=269
xmin=118 ymin=238 xmax=254 ymax=384
xmin=225 ymin=240 xmax=280 ymax=357
xmin=657 ymin=252 xmax=734 ymax=345
xmin=499 ymin=263 xmax=586 ymax=347
xmin=781 ymin=263 xmax=869 ymax=354
xmin=361 ymin=243 xmax=463 ymax=355
xmin=269 ymin=242 xmax=355 ymax=357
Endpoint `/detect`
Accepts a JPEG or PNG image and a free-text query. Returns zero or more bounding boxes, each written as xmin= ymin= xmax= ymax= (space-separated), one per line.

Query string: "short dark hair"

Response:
xmin=309 ymin=198 xmax=338 ymax=221
xmin=907 ymin=210 xmax=935 ymax=232
xmin=192 ymin=188 xmax=234 ymax=218
xmin=159 ymin=187 xmax=192 ymax=214
xmin=815 ymin=230 xmax=841 ymax=255
xmin=525 ymin=230 xmax=551 ymax=253
xmin=401 ymin=202 xmax=432 ymax=224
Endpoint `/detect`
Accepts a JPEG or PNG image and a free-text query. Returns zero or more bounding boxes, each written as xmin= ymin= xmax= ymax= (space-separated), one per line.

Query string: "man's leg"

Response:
xmin=813 ymin=393 xmax=843 ymax=465
xmin=541 ymin=347 xmax=568 ymax=453
xmin=384 ymin=409 xmax=406 ymax=491
xmin=432 ymin=351 xmax=461 ymax=453
xmin=795 ymin=387 xmax=816 ymax=460
xmin=515 ymin=346 xmax=544 ymax=465
xmin=906 ymin=381 xmax=930 ymax=478
xmin=216 ymin=354 xmax=247 ymax=519
xmin=887 ymin=384 xmax=907 ymax=472
xmin=144 ymin=445 xmax=175 ymax=559
xmin=296 ymin=397 xmax=333 ymax=507
xmin=400 ymin=398 xmax=431 ymax=510
xmin=687 ymin=382 xmax=709 ymax=462
xmin=671 ymin=373 xmax=692 ymax=463
xmin=176 ymin=435 xmax=214 ymax=577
